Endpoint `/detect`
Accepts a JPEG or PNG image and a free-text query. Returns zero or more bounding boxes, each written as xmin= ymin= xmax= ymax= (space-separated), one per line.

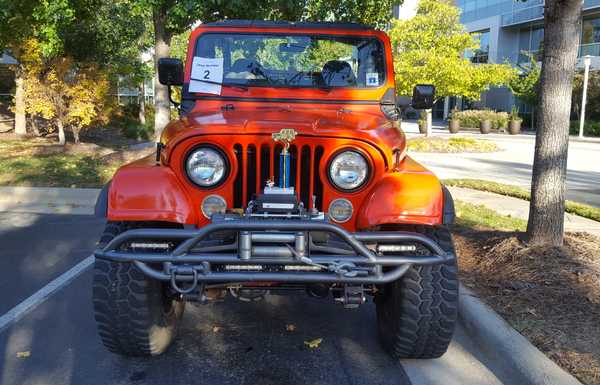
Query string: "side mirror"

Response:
xmin=158 ymin=58 xmax=184 ymax=86
xmin=411 ymin=84 xmax=436 ymax=110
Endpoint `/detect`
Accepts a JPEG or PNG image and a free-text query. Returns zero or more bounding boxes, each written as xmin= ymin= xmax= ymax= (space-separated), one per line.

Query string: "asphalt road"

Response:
xmin=0 ymin=213 xmax=518 ymax=385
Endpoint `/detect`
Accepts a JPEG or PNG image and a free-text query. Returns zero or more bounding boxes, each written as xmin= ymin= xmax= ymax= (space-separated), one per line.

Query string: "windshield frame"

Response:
xmin=191 ymin=31 xmax=388 ymax=91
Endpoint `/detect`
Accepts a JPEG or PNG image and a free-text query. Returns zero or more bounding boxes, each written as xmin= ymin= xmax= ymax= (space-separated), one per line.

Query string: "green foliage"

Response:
xmin=0 ymin=139 xmax=117 ymax=187
xmin=108 ymin=102 xmax=155 ymax=140
xmin=0 ymin=0 xmax=146 ymax=65
xmin=509 ymin=53 xmax=540 ymax=107
xmin=445 ymin=178 xmax=600 ymax=222
xmin=455 ymin=200 xmax=527 ymax=231
xmin=407 ymin=137 xmax=499 ymax=153
xmin=451 ymin=109 xmax=509 ymax=129
xmin=145 ymin=0 xmax=402 ymax=44
xmin=303 ymin=0 xmax=402 ymax=29
xmin=170 ymin=30 xmax=191 ymax=61
xmin=509 ymin=105 xmax=522 ymax=121
xmin=390 ymin=0 xmax=515 ymax=100
xmin=21 ymin=39 xmax=111 ymax=143
xmin=572 ymin=70 xmax=600 ymax=122
xmin=569 ymin=120 xmax=600 ymax=137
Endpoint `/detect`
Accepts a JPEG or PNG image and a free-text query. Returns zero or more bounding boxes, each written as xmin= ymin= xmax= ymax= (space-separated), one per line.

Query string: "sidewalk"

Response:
xmin=448 ymin=186 xmax=600 ymax=237
xmin=0 ymin=186 xmax=99 ymax=215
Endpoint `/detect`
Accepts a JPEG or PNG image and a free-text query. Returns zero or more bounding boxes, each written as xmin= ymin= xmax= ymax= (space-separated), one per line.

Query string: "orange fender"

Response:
xmin=357 ymin=157 xmax=444 ymax=228
xmin=107 ymin=156 xmax=197 ymax=224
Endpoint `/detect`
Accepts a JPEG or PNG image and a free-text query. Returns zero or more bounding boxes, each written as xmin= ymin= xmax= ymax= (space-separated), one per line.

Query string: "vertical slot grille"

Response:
xmin=246 ymin=144 xmax=257 ymax=201
xmin=233 ymin=144 xmax=243 ymax=208
xmin=300 ymin=145 xmax=311 ymax=209
xmin=313 ymin=146 xmax=324 ymax=211
xmin=233 ymin=141 xmax=324 ymax=211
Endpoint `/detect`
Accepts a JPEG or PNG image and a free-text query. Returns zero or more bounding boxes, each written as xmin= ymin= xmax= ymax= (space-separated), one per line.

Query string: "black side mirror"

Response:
xmin=411 ymin=84 xmax=436 ymax=109
xmin=158 ymin=58 xmax=184 ymax=86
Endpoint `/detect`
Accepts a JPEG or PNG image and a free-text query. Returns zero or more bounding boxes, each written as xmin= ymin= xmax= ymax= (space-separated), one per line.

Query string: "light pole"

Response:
xmin=579 ymin=55 xmax=592 ymax=138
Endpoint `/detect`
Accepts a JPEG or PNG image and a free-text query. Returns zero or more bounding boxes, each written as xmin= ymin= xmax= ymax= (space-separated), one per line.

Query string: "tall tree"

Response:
xmin=0 ymin=0 xmax=38 ymax=135
xmin=389 ymin=0 xmax=515 ymax=135
xmin=0 ymin=0 xmax=146 ymax=140
xmin=527 ymin=1 xmax=582 ymax=246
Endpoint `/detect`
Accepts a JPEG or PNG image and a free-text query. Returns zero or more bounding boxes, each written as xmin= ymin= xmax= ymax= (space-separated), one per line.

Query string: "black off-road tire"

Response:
xmin=92 ymin=222 xmax=185 ymax=356
xmin=375 ymin=225 xmax=458 ymax=359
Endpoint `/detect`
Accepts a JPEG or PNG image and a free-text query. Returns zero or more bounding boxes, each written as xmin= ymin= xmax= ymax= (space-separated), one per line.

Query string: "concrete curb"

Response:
xmin=459 ymin=285 xmax=583 ymax=385
xmin=0 ymin=186 xmax=100 ymax=215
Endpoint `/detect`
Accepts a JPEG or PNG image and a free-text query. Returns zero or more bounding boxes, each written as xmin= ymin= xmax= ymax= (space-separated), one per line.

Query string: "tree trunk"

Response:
xmin=153 ymin=7 xmax=172 ymax=139
xmin=527 ymin=0 xmax=582 ymax=246
xmin=30 ymin=115 xmax=40 ymax=136
xmin=57 ymin=119 xmax=66 ymax=145
xmin=72 ymin=127 xmax=80 ymax=144
xmin=139 ymin=82 xmax=146 ymax=125
xmin=14 ymin=67 xmax=26 ymax=136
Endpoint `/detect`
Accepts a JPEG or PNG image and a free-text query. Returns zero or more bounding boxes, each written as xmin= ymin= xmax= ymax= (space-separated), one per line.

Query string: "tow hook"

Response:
xmin=335 ymin=285 xmax=366 ymax=309
xmin=169 ymin=266 xmax=200 ymax=294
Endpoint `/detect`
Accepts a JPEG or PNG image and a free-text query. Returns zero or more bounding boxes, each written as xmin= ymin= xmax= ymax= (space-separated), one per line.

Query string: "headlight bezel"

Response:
xmin=327 ymin=148 xmax=372 ymax=192
xmin=183 ymin=144 xmax=230 ymax=189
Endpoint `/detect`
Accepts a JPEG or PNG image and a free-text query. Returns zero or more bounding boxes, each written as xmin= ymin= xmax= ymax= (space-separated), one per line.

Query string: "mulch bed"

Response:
xmin=453 ymin=226 xmax=600 ymax=385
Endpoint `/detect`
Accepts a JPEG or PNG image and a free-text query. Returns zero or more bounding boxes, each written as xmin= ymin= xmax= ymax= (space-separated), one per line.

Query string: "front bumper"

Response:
xmin=94 ymin=219 xmax=454 ymax=290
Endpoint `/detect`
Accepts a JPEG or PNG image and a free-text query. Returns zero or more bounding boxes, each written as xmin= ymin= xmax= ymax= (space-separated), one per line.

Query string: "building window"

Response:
xmin=581 ymin=17 xmax=600 ymax=56
xmin=466 ymin=30 xmax=490 ymax=63
xmin=518 ymin=26 xmax=544 ymax=63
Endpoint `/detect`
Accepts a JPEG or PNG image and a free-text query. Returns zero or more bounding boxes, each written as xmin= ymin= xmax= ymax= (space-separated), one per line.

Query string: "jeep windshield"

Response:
xmin=193 ymin=33 xmax=385 ymax=90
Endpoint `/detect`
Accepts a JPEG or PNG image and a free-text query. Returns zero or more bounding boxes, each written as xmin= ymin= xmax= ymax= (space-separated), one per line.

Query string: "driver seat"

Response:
xmin=321 ymin=60 xmax=357 ymax=87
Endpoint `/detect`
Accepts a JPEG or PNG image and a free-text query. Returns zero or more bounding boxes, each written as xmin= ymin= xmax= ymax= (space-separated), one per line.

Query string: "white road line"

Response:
xmin=0 ymin=255 xmax=94 ymax=332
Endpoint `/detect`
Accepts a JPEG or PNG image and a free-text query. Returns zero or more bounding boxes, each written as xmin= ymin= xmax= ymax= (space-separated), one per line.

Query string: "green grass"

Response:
xmin=0 ymin=139 xmax=119 ymax=188
xmin=407 ymin=137 xmax=499 ymax=153
xmin=455 ymin=200 xmax=527 ymax=231
xmin=445 ymin=178 xmax=600 ymax=223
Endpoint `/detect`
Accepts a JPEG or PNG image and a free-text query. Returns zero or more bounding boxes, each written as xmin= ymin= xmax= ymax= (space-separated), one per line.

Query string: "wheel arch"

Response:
xmin=99 ymin=156 xmax=198 ymax=224
xmin=356 ymin=157 xmax=454 ymax=228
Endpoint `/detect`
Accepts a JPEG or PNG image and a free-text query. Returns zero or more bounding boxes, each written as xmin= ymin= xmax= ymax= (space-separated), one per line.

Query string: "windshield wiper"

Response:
xmin=190 ymin=77 xmax=249 ymax=92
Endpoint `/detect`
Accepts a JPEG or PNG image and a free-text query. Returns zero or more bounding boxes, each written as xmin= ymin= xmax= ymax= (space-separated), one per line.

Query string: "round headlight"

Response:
xmin=328 ymin=198 xmax=353 ymax=223
xmin=201 ymin=195 xmax=227 ymax=219
xmin=329 ymin=150 xmax=369 ymax=191
xmin=185 ymin=147 xmax=227 ymax=187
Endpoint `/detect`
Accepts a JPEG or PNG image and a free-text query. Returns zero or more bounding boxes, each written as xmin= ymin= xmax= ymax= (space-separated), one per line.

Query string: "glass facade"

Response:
xmin=581 ymin=17 xmax=600 ymax=56
xmin=465 ymin=30 xmax=491 ymax=63
xmin=457 ymin=0 xmax=540 ymax=24
xmin=518 ymin=26 xmax=544 ymax=63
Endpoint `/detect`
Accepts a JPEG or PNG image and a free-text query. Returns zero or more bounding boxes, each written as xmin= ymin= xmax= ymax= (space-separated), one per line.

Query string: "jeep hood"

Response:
xmin=161 ymin=106 xmax=406 ymax=164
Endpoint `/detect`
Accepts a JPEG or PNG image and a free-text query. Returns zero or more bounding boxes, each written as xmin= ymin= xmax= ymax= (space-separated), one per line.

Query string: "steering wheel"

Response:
xmin=285 ymin=70 xmax=311 ymax=86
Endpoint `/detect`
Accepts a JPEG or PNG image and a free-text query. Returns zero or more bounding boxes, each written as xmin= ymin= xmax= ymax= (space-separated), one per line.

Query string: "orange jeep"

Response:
xmin=93 ymin=20 xmax=458 ymax=359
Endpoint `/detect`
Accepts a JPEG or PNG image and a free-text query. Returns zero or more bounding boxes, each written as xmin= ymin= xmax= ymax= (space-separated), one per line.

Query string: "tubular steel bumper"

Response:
xmin=94 ymin=219 xmax=455 ymax=286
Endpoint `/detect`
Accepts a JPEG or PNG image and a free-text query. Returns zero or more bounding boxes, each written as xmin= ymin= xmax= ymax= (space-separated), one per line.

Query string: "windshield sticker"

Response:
xmin=189 ymin=57 xmax=224 ymax=95
xmin=366 ymin=73 xmax=379 ymax=87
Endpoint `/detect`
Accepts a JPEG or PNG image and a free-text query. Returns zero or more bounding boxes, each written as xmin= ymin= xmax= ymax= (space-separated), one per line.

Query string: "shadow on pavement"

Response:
xmin=0 ymin=271 xmax=411 ymax=385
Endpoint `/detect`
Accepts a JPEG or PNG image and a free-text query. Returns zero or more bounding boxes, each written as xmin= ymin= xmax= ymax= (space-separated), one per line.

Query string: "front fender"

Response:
xmin=357 ymin=157 xmax=444 ymax=228
xmin=107 ymin=155 xmax=197 ymax=224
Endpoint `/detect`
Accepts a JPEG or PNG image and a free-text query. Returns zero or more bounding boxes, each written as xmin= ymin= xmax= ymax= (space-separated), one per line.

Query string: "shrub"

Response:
xmin=105 ymin=101 xmax=155 ymax=141
xmin=451 ymin=109 xmax=509 ymax=130
xmin=569 ymin=120 xmax=600 ymax=137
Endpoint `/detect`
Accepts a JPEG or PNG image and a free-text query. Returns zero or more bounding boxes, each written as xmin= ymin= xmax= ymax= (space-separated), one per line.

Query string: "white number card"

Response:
xmin=189 ymin=57 xmax=224 ymax=95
